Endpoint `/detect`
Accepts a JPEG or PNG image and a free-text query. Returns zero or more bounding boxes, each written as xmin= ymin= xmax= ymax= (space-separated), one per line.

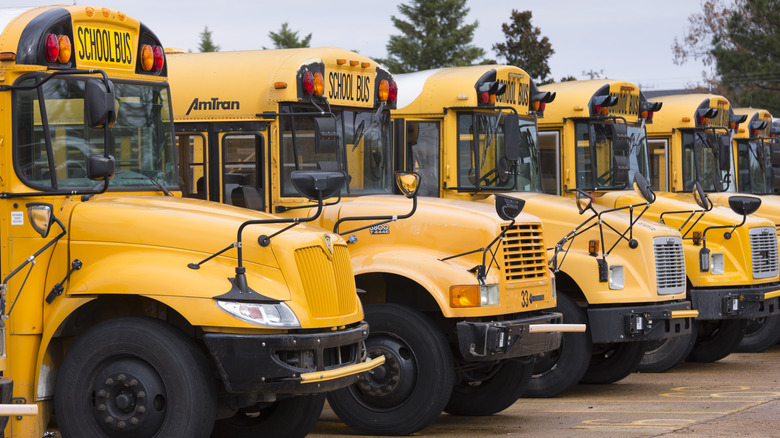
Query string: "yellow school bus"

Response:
xmin=541 ymin=83 xmax=780 ymax=372
xmin=169 ymin=49 xmax=575 ymax=435
xmin=392 ymin=66 xmax=693 ymax=398
xmin=710 ymin=107 xmax=780 ymax=351
xmin=0 ymin=6 xmax=383 ymax=437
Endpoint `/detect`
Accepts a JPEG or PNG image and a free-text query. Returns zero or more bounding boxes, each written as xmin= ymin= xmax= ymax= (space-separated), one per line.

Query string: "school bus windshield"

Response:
xmin=455 ymin=112 xmax=541 ymax=192
xmin=15 ymin=76 xmax=176 ymax=190
xmin=736 ymin=137 xmax=773 ymax=195
xmin=681 ymin=130 xmax=732 ymax=192
xmin=574 ymin=120 xmax=649 ymax=190
xmin=279 ymin=104 xmax=392 ymax=196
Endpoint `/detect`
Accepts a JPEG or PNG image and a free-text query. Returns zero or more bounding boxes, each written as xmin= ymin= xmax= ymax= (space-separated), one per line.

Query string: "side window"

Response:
xmin=406 ymin=121 xmax=440 ymax=197
xmin=175 ymin=133 xmax=207 ymax=199
xmin=647 ymin=139 xmax=668 ymax=191
xmin=538 ymin=131 xmax=560 ymax=195
xmin=681 ymin=131 xmax=696 ymax=191
xmin=222 ymin=133 xmax=264 ymax=210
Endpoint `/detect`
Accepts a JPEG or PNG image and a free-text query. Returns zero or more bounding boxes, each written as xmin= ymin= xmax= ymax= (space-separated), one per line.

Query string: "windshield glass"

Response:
xmin=279 ymin=104 xmax=392 ymax=197
xmin=15 ymin=76 xmax=176 ymax=190
xmin=681 ymin=130 xmax=732 ymax=192
xmin=456 ymin=112 xmax=541 ymax=192
xmin=736 ymin=138 xmax=772 ymax=195
xmin=574 ymin=120 xmax=649 ymax=190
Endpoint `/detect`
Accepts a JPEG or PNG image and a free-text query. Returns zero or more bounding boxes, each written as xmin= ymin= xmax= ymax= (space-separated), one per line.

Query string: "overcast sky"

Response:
xmin=10 ymin=0 xmax=713 ymax=91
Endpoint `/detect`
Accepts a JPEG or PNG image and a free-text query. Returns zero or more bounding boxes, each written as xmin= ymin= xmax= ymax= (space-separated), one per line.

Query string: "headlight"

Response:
xmin=710 ymin=252 xmax=725 ymax=275
xmin=217 ymin=300 xmax=301 ymax=328
xmin=608 ymin=264 xmax=624 ymax=290
xmin=449 ymin=284 xmax=500 ymax=308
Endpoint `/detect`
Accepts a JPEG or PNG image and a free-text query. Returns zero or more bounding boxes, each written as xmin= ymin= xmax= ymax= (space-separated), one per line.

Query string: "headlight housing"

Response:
xmin=217 ymin=300 xmax=301 ymax=328
xmin=608 ymin=264 xmax=624 ymax=290
xmin=449 ymin=284 xmax=500 ymax=308
xmin=710 ymin=252 xmax=725 ymax=275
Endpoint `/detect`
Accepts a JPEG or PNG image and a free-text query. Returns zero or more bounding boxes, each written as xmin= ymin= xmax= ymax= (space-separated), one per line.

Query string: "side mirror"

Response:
xmin=291 ymin=170 xmax=345 ymax=200
xmin=613 ymin=122 xmax=629 ymax=153
xmin=495 ymin=194 xmax=524 ymax=221
xmin=395 ymin=172 xmax=420 ymax=198
xmin=692 ymin=181 xmax=713 ymax=211
xmin=86 ymin=154 xmax=115 ymax=181
xmin=632 ymin=173 xmax=655 ymax=203
xmin=717 ymin=135 xmax=731 ymax=171
xmin=314 ymin=117 xmax=339 ymax=154
xmin=85 ymin=78 xmax=116 ymax=129
xmin=612 ymin=155 xmax=629 ymax=185
xmin=728 ymin=195 xmax=761 ymax=216
xmin=575 ymin=189 xmax=593 ymax=215
xmin=504 ymin=113 xmax=520 ymax=161
xmin=27 ymin=203 xmax=55 ymax=238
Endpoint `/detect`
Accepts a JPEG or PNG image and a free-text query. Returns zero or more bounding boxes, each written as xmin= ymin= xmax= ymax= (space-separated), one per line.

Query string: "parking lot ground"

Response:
xmin=311 ymin=344 xmax=780 ymax=437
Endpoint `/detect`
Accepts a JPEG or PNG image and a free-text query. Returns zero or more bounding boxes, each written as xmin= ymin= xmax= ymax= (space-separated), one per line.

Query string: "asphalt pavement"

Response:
xmin=311 ymin=344 xmax=780 ymax=437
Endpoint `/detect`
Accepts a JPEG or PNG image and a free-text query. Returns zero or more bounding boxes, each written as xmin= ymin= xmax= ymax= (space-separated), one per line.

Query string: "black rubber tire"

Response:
xmin=580 ymin=341 xmax=646 ymax=384
xmin=687 ymin=319 xmax=748 ymax=363
xmin=521 ymin=293 xmax=592 ymax=398
xmin=636 ymin=328 xmax=697 ymax=373
xmin=736 ymin=315 xmax=780 ymax=353
xmin=55 ymin=316 xmax=216 ymax=438
xmin=211 ymin=394 xmax=325 ymax=438
xmin=327 ymin=303 xmax=454 ymax=436
xmin=444 ymin=359 xmax=532 ymax=416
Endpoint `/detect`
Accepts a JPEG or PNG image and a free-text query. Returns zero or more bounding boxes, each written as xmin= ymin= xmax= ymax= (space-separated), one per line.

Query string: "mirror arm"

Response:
xmin=334 ymin=196 xmax=417 ymax=235
xmin=1 ymin=216 xmax=67 ymax=316
xmin=700 ymin=215 xmax=746 ymax=249
xmin=477 ymin=218 xmax=515 ymax=284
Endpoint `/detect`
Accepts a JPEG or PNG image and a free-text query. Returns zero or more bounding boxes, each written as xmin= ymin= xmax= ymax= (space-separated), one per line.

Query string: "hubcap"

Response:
xmin=89 ymin=357 xmax=167 ymax=437
xmin=354 ymin=334 xmax=417 ymax=409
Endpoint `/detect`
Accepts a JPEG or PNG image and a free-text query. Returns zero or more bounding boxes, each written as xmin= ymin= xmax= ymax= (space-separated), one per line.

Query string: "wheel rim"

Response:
xmin=642 ymin=338 xmax=667 ymax=355
xmin=351 ymin=333 xmax=417 ymax=410
xmin=531 ymin=342 xmax=563 ymax=378
xmin=88 ymin=357 xmax=167 ymax=437
xmin=745 ymin=317 xmax=767 ymax=336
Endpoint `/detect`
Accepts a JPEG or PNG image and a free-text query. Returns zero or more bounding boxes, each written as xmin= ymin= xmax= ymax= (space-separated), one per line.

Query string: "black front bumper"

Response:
xmin=203 ymin=322 xmax=368 ymax=395
xmin=587 ymin=301 xmax=694 ymax=344
xmin=455 ymin=312 xmax=563 ymax=361
xmin=690 ymin=283 xmax=780 ymax=320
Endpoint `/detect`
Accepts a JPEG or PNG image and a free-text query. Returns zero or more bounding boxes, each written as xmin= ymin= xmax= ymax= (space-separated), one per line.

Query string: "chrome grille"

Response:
xmin=653 ymin=236 xmax=686 ymax=295
xmin=501 ymin=224 xmax=547 ymax=282
xmin=750 ymin=227 xmax=779 ymax=279
xmin=294 ymin=244 xmax=357 ymax=318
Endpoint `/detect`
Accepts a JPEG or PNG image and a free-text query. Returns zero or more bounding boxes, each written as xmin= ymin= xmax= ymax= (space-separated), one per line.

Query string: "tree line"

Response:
xmin=197 ymin=0 xmax=779 ymax=114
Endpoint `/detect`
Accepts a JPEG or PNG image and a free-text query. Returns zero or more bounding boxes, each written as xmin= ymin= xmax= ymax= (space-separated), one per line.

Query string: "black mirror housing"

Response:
xmin=291 ymin=170 xmax=345 ymax=200
xmin=26 ymin=202 xmax=55 ymax=238
xmin=632 ymin=173 xmax=656 ymax=203
xmin=86 ymin=154 xmax=115 ymax=181
xmin=314 ymin=117 xmax=339 ymax=154
xmin=692 ymin=181 xmax=713 ymax=211
xmin=728 ymin=195 xmax=761 ymax=216
xmin=576 ymin=189 xmax=593 ymax=215
xmin=495 ymin=194 xmax=524 ymax=221
xmin=85 ymin=78 xmax=116 ymax=129
xmin=504 ymin=113 xmax=520 ymax=161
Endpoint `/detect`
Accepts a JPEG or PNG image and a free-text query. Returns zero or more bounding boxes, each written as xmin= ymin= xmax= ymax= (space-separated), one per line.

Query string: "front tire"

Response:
xmin=687 ymin=319 xmax=748 ymax=363
xmin=521 ymin=293 xmax=592 ymax=398
xmin=736 ymin=315 xmax=780 ymax=353
xmin=580 ymin=341 xmax=645 ymax=384
xmin=636 ymin=328 xmax=697 ymax=373
xmin=55 ymin=317 xmax=216 ymax=438
xmin=211 ymin=394 xmax=325 ymax=438
xmin=327 ymin=304 xmax=454 ymax=436
xmin=444 ymin=359 xmax=531 ymax=416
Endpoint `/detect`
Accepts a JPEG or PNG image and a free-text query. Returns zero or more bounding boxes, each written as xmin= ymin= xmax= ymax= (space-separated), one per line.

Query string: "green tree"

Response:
xmin=381 ymin=0 xmax=485 ymax=73
xmin=675 ymin=0 xmax=780 ymax=114
xmin=493 ymin=10 xmax=554 ymax=83
xmin=266 ymin=22 xmax=312 ymax=49
xmin=711 ymin=0 xmax=780 ymax=113
xmin=198 ymin=26 xmax=220 ymax=52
